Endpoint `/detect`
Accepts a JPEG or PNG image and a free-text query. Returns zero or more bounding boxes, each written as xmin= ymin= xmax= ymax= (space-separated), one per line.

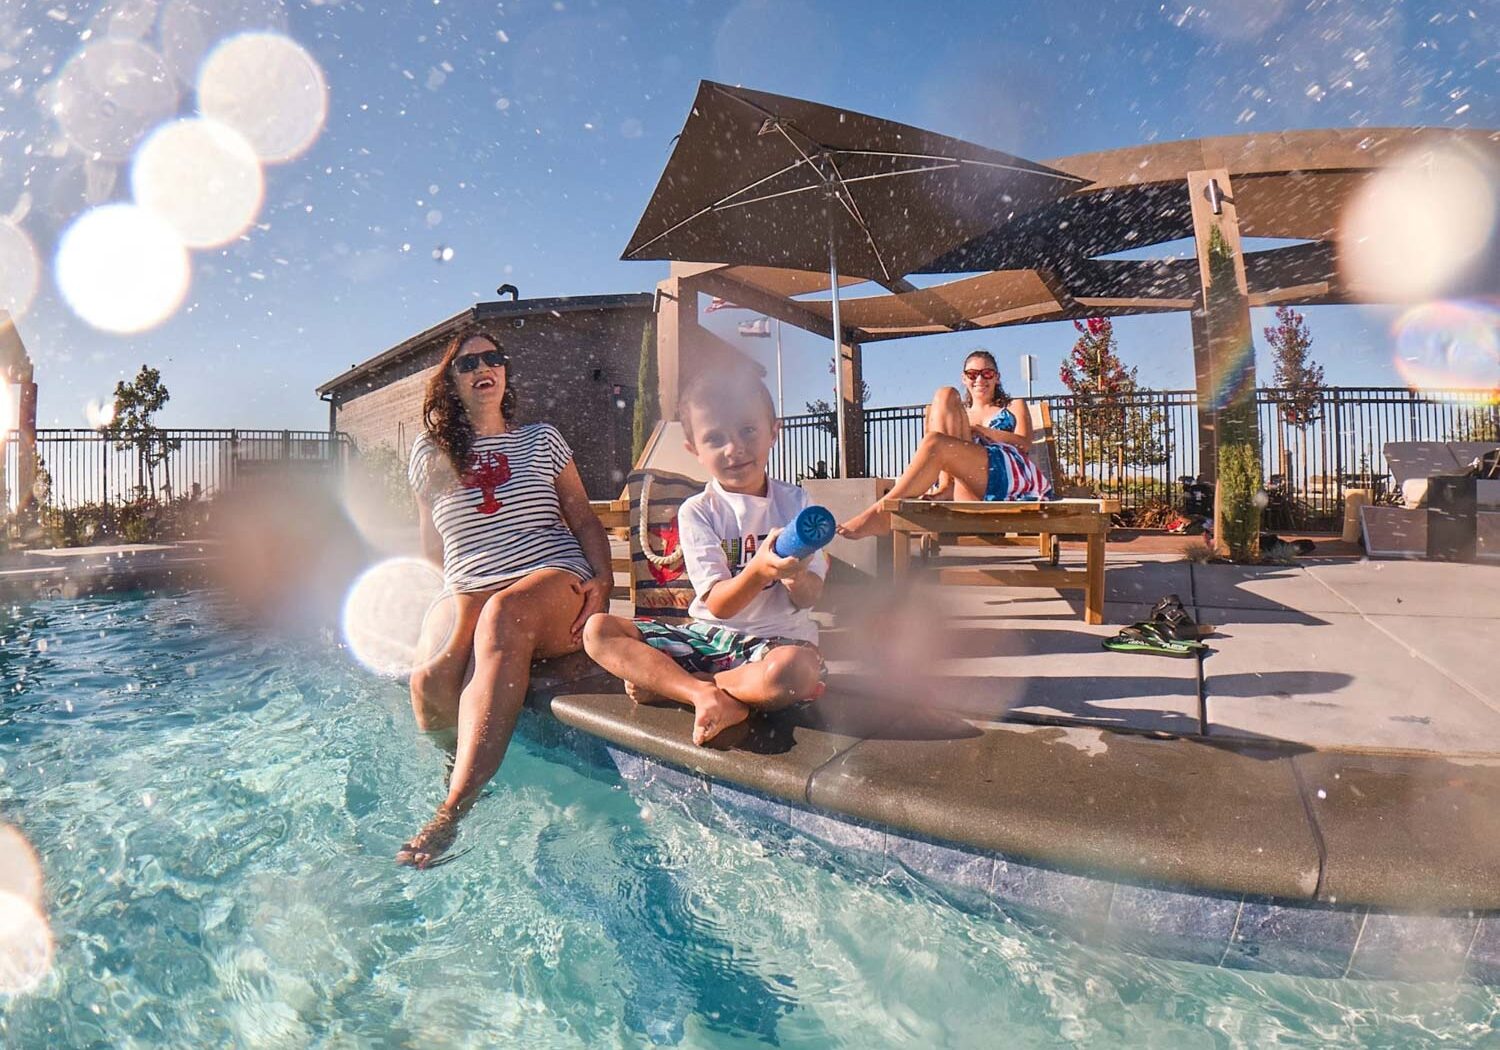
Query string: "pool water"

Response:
xmin=3 ymin=592 xmax=1499 ymax=1048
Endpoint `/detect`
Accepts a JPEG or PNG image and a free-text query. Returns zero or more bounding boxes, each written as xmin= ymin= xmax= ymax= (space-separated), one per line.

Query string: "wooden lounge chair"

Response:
xmin=881 ymin=402 xmax=1116 ymax=624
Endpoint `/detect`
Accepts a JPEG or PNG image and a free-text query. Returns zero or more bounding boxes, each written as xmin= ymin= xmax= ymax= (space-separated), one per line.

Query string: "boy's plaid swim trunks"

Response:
xmin=631 ymin=619 xmax=826 ymax=679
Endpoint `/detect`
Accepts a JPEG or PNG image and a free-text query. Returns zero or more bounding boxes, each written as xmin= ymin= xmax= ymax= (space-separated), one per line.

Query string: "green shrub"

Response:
xmin=1218 ymin=438 xmax=1262 ymax=561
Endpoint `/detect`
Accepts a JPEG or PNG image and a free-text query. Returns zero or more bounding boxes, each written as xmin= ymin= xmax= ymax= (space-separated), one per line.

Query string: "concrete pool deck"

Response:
xmin=7 ymin=538 xmax=1500 ymax=978
xmin=527 ymin=544 xmax=1500 ymax=979
xmin=537 ymin=549 xmax=1500 ymax=900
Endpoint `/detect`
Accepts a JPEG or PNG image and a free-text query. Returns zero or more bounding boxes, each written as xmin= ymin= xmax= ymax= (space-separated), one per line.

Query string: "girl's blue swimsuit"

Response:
xmin=974 ymin=406 xmax=1050 ymax=501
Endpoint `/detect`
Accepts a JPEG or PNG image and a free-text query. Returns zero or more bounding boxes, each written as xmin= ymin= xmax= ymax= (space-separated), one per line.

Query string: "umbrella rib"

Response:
xmin=836 ymin=163 xmax=961 ymax=183
xmin=711 ymin=183 xmax=824 ymax=211
xmin=838 ymin=149 xmax=1090 ymax=181
xmin=624 ymin=157 xmax=816 ymax=257
xmin=822 ymin=152 xmax=894 ymax=284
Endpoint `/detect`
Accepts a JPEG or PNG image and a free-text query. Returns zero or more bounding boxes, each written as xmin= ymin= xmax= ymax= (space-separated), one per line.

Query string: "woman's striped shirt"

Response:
xmin=408 ymin=423 xmax=593 ymax=592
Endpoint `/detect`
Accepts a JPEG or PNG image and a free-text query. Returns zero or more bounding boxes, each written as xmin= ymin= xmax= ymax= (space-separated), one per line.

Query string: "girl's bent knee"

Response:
xmin=932 ymin=386 xmax=963 ymax=408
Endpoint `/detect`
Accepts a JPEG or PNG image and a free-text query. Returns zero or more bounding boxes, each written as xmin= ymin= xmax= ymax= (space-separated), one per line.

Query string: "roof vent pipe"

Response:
xmin=496 ymin=284 xmax=520 ymax=300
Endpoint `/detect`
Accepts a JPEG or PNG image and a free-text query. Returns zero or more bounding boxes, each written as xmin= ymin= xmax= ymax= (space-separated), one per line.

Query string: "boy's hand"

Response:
xmin=746 ymin=527 xmax=804 ymax=582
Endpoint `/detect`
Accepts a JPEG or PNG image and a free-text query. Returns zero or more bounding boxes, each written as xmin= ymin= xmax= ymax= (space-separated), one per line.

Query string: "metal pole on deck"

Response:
xmin=774 ymin=318 xmax=784 ymax=419
xmin=826 ymin=198 xmax=846 ymax=478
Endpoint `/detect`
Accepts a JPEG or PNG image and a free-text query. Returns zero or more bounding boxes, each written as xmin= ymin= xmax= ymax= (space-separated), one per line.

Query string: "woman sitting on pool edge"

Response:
xmin=400 ymin=324 xmax=613 ymax=867
xmin=839 ymin=349 xmax=1051 ymax=538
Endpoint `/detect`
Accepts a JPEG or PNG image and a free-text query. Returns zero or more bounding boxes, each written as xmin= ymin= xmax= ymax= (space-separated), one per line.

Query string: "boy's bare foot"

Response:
xmin=626 ymin=672 xmax=712 ymax=706
xmin=691 ymin=688 xmax=749 ymax=746
xmin=624 ymin=680 xmax=660 ymax=704
xmin=396 ymin=807 xmax=459 ymax=868
xmin=837 ymin=504 xmax=892 ymax=540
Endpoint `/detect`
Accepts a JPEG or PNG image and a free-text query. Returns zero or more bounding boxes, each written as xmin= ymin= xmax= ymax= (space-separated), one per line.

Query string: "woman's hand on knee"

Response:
xmin=570 ymin=574 xmax=613 ymax=639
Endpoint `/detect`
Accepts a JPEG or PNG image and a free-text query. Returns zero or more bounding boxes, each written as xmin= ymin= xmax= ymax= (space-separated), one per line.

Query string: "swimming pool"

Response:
xmin=3 ymin=592 xmax=1498 ymax=1047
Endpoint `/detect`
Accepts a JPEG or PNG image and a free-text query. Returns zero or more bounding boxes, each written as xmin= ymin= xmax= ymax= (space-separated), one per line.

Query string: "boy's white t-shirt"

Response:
xmin=676 ymin=477 xmax=830 ymax=644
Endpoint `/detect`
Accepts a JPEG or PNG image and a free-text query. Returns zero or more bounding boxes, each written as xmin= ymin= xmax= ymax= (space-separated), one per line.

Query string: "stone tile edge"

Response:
xmin=519 ymin=718 xmax=1500 ymax=985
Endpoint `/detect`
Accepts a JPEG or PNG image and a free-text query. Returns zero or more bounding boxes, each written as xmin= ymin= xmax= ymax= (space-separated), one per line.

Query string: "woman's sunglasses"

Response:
xmin=963 ymin=367 xmax=998 ymax=381
xmin=453 ymin=348 xmax=508 ymax=373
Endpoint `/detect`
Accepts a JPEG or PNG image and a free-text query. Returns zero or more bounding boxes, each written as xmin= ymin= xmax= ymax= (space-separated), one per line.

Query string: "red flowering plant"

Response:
xmin=1055 ymin=317 xmax=1166 ymax=489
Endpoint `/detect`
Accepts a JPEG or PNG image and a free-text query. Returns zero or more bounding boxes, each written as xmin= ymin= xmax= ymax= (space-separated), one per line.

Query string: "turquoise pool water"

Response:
xmin=3 ymin=592 xmax=1499 ymax=1048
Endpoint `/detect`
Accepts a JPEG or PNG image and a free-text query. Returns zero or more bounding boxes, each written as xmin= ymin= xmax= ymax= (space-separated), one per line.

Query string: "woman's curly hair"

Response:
xmin=422 ymin=323 xmax=517 ymax=476
xmin=958 ymin=348 xmax=1009 ymax=409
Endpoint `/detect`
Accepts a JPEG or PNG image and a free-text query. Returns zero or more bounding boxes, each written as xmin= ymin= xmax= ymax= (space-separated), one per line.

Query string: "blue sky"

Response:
xmin=0 ymin=0 xmax=1494 ymax=429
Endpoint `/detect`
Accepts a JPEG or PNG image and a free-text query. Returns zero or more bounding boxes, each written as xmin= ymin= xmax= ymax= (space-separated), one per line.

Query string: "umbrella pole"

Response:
xmin=826 ymin=202 xmax=847 ymax=478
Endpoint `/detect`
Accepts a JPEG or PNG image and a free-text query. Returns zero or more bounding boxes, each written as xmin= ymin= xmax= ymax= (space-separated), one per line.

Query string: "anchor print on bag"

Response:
xmin=645 ymin=523 xmax=685 ymax=584
xmin=462 ymin=450 xmax=511 ymax=514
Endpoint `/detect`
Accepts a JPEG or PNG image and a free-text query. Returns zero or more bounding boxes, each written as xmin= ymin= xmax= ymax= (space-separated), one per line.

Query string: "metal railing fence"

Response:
xmin=773 ymin=387 xmax=1499 ymax=525
xmin=3 ymin=429 xmax=352 ymax=512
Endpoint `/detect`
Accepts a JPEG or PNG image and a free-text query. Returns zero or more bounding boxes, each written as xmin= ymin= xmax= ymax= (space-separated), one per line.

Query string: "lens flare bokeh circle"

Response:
xmin=198 ymin=32 xmax=328 ymax=164
xmin=1392 ymin=300 xmax=1500 ymax=393
xmin=342 ymin=557 xmax=454 ymax=678
xmin=52 ymin=39 xmax=180 ymax=160
xmin=0 ymin=825 xmax=51 ymax=997
xmin=1340 ymin=147 xmax=1498 ymax=303
xmin=55 ymin=204 xmax=191 ymax=334
xmin=159 ymin=0 xmax=290 ymax=86
xmin=0 ymin=221 xmax=41 ymax=320
xmin=132 ymin=117 xmax=264 ymax=248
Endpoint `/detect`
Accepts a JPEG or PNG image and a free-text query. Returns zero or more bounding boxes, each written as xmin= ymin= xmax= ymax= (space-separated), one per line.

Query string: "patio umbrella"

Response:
xmin=622 ymin=80 xmax=1089 ymax=462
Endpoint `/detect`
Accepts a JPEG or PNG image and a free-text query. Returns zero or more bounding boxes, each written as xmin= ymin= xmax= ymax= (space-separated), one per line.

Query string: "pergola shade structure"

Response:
xmin=636 ymin=113 xmax=1498 ymax=482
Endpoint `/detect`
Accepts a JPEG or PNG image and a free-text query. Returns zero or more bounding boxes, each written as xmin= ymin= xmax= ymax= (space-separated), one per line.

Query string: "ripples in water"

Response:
xmin=2 ymin=591 xmax=1499 ymax=1047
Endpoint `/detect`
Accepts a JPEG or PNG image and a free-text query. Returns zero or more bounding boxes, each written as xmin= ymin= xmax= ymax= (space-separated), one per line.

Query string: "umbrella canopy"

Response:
xmin=622 ymin=81 xmax=1090 ymax=286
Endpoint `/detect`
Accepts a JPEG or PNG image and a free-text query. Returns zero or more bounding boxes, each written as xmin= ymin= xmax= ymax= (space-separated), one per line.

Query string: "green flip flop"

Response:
xmin=1103 ymin=621 xmax=1206 ymax=657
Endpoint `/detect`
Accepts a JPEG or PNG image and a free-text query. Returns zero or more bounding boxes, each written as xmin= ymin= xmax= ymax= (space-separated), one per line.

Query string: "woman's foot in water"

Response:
xmin=838 ymin=503 xmax=892 ymax=540
xmin=691 ymin=686 xmax=749 ymax=746
xmin=396 ymin=806 xmax=459 ymax=868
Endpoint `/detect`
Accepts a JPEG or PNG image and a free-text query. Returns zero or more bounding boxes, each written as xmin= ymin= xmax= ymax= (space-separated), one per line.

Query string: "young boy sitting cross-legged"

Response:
xmin=583 ymin=365 xmax=828 ymax=746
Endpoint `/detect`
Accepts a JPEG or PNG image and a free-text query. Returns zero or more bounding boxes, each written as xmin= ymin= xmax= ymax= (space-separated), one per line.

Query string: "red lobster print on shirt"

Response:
xmin=461 ymin=450 xmax=511 ymax=514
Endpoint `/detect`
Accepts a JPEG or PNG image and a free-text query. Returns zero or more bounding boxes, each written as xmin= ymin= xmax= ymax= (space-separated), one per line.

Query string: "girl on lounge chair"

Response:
xmin=839 ymin=350 xmax=1051 ymax=538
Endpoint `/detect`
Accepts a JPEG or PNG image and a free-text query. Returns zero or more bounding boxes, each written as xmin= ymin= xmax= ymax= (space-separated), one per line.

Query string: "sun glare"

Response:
xmin=55 ymin=204 xmax=191 ymax=334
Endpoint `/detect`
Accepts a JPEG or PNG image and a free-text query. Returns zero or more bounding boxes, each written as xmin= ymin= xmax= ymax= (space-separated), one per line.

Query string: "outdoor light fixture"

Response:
xmin=1207 ymin=178 xmax=1224 ymax=215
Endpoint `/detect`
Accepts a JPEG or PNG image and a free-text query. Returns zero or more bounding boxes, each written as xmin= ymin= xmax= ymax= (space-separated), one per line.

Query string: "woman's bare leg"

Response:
xmin=924 ymin=387 xmax=969 ymax=499
xmin=398 ymin=569 xmax=586 ymax=867
xmin=838 ymin=433 xmax=991 ymax=538
xmin=408 ymin=590 xmax=491 ymax=731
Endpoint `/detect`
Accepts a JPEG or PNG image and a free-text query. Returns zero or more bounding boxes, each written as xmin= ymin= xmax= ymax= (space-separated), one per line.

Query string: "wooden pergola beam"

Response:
xmin=691 ymin=269 xmax=843 ymax=342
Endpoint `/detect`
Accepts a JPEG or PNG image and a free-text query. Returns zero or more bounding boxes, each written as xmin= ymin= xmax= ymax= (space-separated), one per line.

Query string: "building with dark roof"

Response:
xmin=317 ymin=291 xmax=653 ymax=498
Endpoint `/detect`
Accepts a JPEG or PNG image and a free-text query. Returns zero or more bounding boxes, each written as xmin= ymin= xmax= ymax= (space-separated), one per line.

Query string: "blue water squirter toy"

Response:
xmin=773 ymin=505 xmax=837 ymax=560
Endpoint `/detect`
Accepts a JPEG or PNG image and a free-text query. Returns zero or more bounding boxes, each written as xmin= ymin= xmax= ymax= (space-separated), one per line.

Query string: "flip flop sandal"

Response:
xmin=1149 ymin=596 xmax=1214 ymax=641
xmin=1103 ymin=622 xmax=1202 ymax=657
xmin=1138 ymin=619 xmax=1207 ymax=650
